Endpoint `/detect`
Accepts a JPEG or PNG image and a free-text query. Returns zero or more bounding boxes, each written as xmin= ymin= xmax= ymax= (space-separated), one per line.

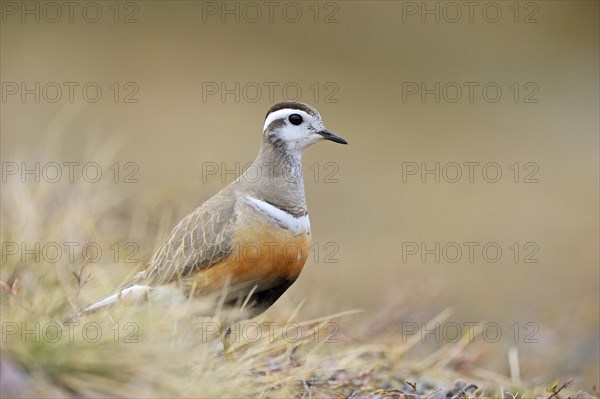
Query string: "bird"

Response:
xmin=79 ymin=102 xmax=347 ymax=323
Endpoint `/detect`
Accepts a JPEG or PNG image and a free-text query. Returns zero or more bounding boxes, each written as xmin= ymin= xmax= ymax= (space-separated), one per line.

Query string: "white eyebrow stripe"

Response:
xmin=245 ymin=196 xmax=310 ymax=234
xmin=263 ymin=109 xmax=311 ymax=132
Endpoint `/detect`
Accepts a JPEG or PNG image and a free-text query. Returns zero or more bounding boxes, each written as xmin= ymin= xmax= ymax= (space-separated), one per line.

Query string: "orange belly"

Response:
xmin=192 ymin=217 xmax=311 ymax=294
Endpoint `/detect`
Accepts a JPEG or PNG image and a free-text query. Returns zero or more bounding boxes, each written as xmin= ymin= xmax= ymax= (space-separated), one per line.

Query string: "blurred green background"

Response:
xmin=1 ymin=0 xmax=598 ymax=387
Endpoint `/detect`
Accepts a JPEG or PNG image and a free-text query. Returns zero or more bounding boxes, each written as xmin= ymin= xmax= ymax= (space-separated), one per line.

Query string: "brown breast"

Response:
xmin=190 ymin=207 xmax=311 ymax=297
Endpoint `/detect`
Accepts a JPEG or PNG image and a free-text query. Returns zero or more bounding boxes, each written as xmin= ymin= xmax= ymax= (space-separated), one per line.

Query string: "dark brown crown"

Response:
xmin=265 ymin=102 xmax=318 ymax=119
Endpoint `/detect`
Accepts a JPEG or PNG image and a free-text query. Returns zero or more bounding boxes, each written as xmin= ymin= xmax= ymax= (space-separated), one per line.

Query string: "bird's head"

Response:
xmin=262 ymin=102 xmax=347 ymax=155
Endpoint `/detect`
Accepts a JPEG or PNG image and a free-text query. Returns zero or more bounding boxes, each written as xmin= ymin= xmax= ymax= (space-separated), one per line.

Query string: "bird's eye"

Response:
xmin=288 ymin=114 xmax=303 ymax=126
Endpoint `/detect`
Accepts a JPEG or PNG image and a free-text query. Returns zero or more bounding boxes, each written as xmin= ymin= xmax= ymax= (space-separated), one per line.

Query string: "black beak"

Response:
xmin=317 ymin=129 xmax=348 ymax=145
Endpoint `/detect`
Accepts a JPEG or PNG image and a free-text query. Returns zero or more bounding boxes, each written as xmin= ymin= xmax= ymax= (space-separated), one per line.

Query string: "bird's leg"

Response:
xmin=220 ymin=322 xmax=236 ymax=360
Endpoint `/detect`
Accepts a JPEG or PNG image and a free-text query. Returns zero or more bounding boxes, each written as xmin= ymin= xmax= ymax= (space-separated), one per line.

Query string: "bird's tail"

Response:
xmin=77 ymin=285 xmax=153 ymax=317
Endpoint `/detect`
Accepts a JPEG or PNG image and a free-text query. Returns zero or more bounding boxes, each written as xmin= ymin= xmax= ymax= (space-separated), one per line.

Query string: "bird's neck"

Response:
xmin=239 ymin=140 xmax=307 ymax=217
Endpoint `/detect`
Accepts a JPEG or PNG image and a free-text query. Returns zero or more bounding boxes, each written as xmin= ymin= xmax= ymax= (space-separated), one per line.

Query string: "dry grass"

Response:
xmin=1 ymin=137 xmax=595 ymax=398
